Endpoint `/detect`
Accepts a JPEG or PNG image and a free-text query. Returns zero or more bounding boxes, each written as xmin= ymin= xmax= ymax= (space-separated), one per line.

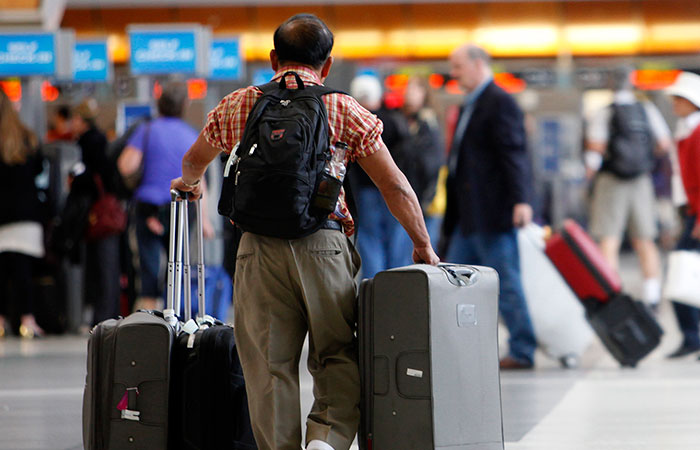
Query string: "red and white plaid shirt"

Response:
xmin=204 ymin=65 xmax=384 ymax=236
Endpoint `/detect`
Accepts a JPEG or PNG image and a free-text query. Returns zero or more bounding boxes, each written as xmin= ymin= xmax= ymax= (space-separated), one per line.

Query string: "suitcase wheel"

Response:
xmin=559 ymin=355 xmax=579 ymax=369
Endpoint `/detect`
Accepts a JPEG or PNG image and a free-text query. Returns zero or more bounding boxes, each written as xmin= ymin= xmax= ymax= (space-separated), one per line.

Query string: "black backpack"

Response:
xmin=217 ymin=72 xmax=344 ymax=239
xmin=603 ymin=102 xmax=655 ymax=179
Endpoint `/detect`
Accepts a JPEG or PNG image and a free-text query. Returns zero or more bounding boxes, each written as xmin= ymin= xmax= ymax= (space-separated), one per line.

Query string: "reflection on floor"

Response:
xmin=1 ymin=253 xmax=699 ymax=449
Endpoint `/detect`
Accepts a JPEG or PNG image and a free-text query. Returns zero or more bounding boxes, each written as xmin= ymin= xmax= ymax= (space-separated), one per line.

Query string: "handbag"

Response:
xmin=663 ymin=250 xmax=700 ymax=308
xmin=85 ymin=175 xmax=127 ymax=241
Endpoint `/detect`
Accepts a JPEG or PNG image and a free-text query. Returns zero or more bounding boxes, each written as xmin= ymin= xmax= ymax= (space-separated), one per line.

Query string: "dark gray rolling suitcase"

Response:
xmin=359 ymin=264 xmax=504 ymax=450
xmin=82 ymin=191 xmax=185 ymax=450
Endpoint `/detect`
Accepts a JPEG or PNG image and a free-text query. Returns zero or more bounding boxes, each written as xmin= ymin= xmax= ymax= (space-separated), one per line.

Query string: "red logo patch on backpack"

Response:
xmin=271 ymin=129 xmax=285 ymax=141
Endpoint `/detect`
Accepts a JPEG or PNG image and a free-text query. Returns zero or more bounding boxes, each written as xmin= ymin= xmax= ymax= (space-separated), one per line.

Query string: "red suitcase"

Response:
xmin=545 ymin=219 xmax=662 ymax=367
xmin=544 ymin=219 xmax=622 ymax=303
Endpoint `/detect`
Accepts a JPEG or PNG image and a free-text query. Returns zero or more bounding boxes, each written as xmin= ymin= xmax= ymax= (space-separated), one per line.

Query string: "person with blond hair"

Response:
xmin=0 ymin=90 xmax=46 ymax=338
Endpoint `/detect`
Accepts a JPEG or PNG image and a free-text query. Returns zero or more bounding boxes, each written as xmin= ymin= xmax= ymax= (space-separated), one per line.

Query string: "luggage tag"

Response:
xmin=117 ymin=387 xmax=140 ymax=421
xmin=182 ymin=319 xmax=199 ymax=348
xmin=182 ymin=319 xmax=199 ymax=335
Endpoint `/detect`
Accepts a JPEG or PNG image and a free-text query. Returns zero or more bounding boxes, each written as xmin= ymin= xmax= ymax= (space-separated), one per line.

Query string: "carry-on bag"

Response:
xmin=359 ymin=264 xmax=504 ymax=450
xmin=168 ymin=192 xmax=256 ymax=450
xmin=662 ymin=250 xmax=700 ymax=308
xmin=545 ymin=220 xmax=662 ymax=367
xmin=82 ymin=192 xmax=183 ymax=450
xmin=517 ymin=224 xmax=593 ymax=368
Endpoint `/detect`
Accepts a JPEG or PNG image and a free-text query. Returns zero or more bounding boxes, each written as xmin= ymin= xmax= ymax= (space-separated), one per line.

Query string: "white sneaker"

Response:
xmin=642 ymin=278 xmax=661 ymax=306
xmin=307 ymin=440 xmax=335 ymax=450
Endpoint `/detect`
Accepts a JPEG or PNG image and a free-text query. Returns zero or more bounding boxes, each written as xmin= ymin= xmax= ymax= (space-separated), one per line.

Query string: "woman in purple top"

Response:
xmin=118 ymin=81 xmax=200 ymax=311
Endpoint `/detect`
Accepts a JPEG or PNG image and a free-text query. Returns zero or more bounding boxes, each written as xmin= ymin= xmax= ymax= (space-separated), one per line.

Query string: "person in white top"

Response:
xmin=584 ymin=66 xmax=673 ymax=309
xmin=664 ymin=72 xmax=700 ymax=358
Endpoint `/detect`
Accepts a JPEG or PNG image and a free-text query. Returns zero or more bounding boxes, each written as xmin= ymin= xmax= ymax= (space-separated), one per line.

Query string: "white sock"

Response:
xmin=307 ymin=440 xmax=335 ymax=450
xmin=642 ymin=278 xmax=661 ymax=305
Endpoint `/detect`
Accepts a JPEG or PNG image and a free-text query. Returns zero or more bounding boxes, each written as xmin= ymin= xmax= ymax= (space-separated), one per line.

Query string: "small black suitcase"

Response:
xmin=586 ymin=294 xmax=663 ymax=367
xmin=168 ymin=193 xmax=256 ymax=450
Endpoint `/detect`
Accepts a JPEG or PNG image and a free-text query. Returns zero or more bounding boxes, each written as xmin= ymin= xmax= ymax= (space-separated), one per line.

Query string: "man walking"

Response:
xmin=585 ymin=66 xmax=672 ymax=310
xmin=172 ymin=14 xmax=438 ymax=450
xmin=442 ymin=44 xmax=537 ymax=370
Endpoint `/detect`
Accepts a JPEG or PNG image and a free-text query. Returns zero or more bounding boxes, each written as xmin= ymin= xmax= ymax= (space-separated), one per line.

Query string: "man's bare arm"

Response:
xmin=358 ymin=144 xmax=439 ymax=264
xmin=171 ymin=131 xmax=222 ymax=198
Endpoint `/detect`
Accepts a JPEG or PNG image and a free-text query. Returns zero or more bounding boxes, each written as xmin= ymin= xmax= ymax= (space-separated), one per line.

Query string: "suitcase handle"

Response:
xmin=165 ymin=190 xmax=184 ymax=325
xmin=165 ymin=189 xmax=207 ymax=326
xmin=438 ymin=263 xmax=479 ymax=287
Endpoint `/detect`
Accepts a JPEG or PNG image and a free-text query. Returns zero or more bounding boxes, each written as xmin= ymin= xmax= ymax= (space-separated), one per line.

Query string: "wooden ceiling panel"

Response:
xmin=486 ymin=2 xmax=560 ymax=24
xmin=563 ymin=1 xmax=638 ymax=23
xmin=405 ymin=3 xmax=480 ymax=29
xmin=0 ymin=0 xmax=39 ymax=9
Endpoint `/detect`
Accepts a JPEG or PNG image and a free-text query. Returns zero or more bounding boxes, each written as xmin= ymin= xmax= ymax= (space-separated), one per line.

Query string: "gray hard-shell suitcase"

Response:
xmin=83 ymin=191 xmax=185 ymax=450
xmin=358 ymin=264 xmax=504 ymax=450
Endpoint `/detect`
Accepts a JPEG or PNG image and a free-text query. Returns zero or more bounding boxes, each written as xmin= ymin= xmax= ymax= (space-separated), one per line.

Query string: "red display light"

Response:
xmin=385 ymin=74 xmax=409 ymax=92
xmin=187 ymin=78 xmax=207 ymax=100
xmin=493 ymin=72 xmax=527 ymax=94
xmin=429 ymin=73 xmax=445 ymax=90
xmin=41 ymin=81 xmax=59 ymax=102
xmin=0 ymin=80 xmax=21 ymax=102
xmin=153 ymin=81 xmax=162 ymax=100
xmin=632 ymin=69 xmax=681 ymax=91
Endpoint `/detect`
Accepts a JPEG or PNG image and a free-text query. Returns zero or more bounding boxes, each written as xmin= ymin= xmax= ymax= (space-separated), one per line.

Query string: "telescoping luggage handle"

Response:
xmin=165 ymin=189 xmax=206 ymax=326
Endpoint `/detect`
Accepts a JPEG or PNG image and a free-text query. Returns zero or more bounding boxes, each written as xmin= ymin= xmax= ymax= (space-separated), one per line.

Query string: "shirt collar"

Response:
xmin=464 ymin=76 xmax=492 ymax=106
xmin=272 ymin=65 xmax=323 ymax=86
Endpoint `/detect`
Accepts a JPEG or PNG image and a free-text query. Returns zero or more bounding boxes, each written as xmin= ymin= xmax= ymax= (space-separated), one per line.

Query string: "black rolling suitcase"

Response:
xmin=168 ymin=193 xmax=256 ymax=450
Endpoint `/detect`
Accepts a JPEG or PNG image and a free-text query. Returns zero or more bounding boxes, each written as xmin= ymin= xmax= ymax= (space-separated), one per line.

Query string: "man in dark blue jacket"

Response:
xmin=442 ymin=44 xmax=537 ymax=369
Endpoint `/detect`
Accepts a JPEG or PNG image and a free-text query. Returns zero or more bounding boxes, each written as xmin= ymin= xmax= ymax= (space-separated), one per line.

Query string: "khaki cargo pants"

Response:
xmin=233 ymin=229 xmax=361 ymax=450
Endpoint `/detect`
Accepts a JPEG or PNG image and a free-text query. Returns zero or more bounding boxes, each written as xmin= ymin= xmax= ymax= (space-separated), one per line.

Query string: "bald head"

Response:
xmin=273 ymin=14 xmax=334 ymax=69
xmin=449 ymin=44 xmax=492 ymax=93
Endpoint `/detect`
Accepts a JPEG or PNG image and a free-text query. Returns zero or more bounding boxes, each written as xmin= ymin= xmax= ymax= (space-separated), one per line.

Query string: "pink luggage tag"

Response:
xmin=117 ymin=392 xmax=128 ymax=411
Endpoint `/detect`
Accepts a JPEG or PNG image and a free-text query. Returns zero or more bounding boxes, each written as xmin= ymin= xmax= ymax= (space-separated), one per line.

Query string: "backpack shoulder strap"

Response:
xmin=257 ymin=81 xmax=279 ymax=95
xmin=306 ymin=85 xmax=348 ymax=97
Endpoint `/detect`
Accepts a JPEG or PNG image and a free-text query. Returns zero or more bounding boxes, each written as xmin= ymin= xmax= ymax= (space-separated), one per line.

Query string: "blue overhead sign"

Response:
xmin=117 ymin=102 xmax=153 ymax=135
xmin=210 ymin=38 xmax=243 ymax=80
xmin=129 ymin=27 xmax=206 ymax=75
xmin=0 ymin=33 xmax=55 ymax=77
xmin=73 ymin=41 xmax=110 ymax=82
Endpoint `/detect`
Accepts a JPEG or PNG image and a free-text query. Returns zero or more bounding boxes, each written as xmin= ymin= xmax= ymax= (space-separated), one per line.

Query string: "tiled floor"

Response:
xmin=1 ymin=253 xmax=700 ymax=449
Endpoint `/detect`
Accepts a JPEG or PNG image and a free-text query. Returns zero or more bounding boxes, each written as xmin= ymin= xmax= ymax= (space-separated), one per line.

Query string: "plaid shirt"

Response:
xmin=204 ymin=65 xmax=384 ymax=236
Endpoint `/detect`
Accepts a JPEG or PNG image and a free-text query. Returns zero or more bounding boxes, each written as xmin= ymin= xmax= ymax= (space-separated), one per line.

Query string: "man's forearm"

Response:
xmin=182 ymin=158 xmax=208 ymax=185
xmin=181 ymin=132 xmax=222 ymax=185
xmin=380 ymin=176 xmax=432 ymax=248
